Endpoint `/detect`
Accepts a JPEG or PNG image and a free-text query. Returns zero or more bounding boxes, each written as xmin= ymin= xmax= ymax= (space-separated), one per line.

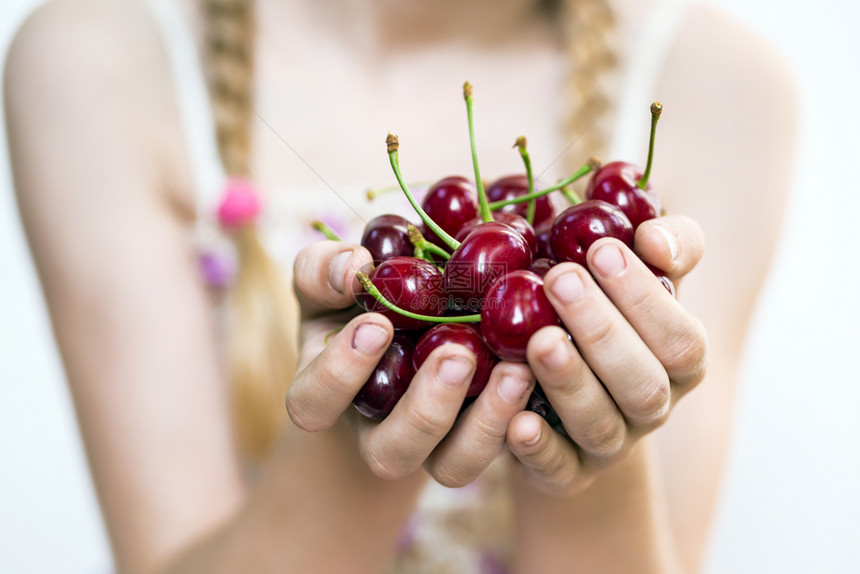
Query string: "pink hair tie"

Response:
xmin=217 ymin=178 xmax=262 ymax=229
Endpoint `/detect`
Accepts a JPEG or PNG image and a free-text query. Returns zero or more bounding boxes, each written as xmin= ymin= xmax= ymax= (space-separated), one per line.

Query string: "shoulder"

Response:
xmin=653 ymin=3 xmax=799 ymax=319
xmin=5 ymin=0 xmax=193 ymax=212
xmin=659 ymin=2 xmax=799 ymax=153
xmin=6 ymin=0 xmax=167 ymax=103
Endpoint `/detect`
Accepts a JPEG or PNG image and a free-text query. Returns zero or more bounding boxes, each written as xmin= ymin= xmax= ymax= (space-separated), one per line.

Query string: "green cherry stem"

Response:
xmin=560 ymin=186 xmax=582 ymax=205
xmin=366 ymin=180 xmax=433 ymax=201
xmin=407 ymin=224 xmax=452 ymax=261
xmin=487 ymin=157 xmax=600 ymax=210
xmin=356 ymin=271 xmax=481 ymax=324
xmin=464 ymin=82 xmax=493 ymax=223
xmin=637 ymin=101 xmax=662 ymax=190
xmin=311 ymin=220 xmax=342 ymax=241
xmin=514 ymin=136 xmax=536 ymax=225
xmin=386 ymin=133 xmax=461 ymax=251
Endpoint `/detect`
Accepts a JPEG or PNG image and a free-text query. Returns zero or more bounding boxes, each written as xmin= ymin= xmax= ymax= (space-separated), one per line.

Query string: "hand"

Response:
xmin=286 ymin=240 xmax=536 ymax=487
xmin=507 ymin=215 xmax=708 ymax=495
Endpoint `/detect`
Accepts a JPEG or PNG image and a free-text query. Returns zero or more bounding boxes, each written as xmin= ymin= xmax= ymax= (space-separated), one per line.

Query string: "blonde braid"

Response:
xmin=201 ymin=0 xmax=299 ymax=459
xmin=559 ymin=0 xmax=618 ymax=171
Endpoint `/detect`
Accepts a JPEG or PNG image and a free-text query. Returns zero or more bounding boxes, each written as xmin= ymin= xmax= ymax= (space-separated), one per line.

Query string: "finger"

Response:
xmin=357 ymin=344 xmax=476 ymax=481
xmin=543 ymin=262 xmax=671 ymax=429
xmin=526 ymin=326 xmax=626 ymax=465
xmin=507 ymin=411 xmax=586 ymax=496
xmin=425 ymin=362 xmax=535 ymax=487
xmin=587 ymin=238 xmax=709 ymax=390
xmin=286 ymin=313 xmax=393 ymax=432
xmin=633 ymin=215 xmax=705 ymax=281
xmin=293 ymin=241 xmax=373 ymax=316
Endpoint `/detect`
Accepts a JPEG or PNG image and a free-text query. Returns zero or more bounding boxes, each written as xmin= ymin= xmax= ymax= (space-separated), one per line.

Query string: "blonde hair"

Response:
xmin=559 ymin=0 xmax=618 ymax=170
xmin=197 ymin=0 xmax=615 ymax=460
xmin=202 ymin=0 xmax=298 ymax=459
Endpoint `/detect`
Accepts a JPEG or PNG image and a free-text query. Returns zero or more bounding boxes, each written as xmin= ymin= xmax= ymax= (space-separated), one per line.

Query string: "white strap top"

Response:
xmin=145 ymin=0 xmax=226 ymax=218
xmin=608 ymin=0 xmax=689 ymax=163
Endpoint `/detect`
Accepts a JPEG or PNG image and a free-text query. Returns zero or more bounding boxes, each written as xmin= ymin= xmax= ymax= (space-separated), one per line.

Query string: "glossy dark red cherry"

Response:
xmin=353 ymin=333 xmax=415 ymax=420
xmin=530 ymin=258 xmax=555 ymax=278
xmin=361 ymin=214 xmax=414 ymax=265
xmin=550 ymin=200 xmax=634 ymax=268
xmin=456 ymin=212 xmax=537 ymax=255
xmin=413 ymin=323 xmax=499 ymax=397
xmin=486 ymin=174 xmax=554 ymax=228
xmin=526 ymin=384 xmax=561 ymax=427
xmin=585 ymin=161 xmax=660 ymax=230
xmin=420 ymin=176 xmax=479 ymax=248
xmin=481 ymin=270 xmax=560 ymax=362
xmin=360 ymin=256 xmax=447 ymax=330
xmin=646 ymin=263 xmax=676 ymax=297
xmin=534 ymin=219 xmax=554 ymax=260
xmin=444 ymin=222 xmax=532 ymax=312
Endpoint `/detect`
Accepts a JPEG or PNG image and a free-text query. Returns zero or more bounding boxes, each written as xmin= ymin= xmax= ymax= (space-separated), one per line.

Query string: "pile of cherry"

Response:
xmin=321 ymin=84 xmax=670 ymax=422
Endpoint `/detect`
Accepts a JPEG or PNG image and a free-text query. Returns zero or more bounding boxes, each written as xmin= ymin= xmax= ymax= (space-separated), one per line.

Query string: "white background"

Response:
xmin=1 ymin=1 xmax=858 ymax=573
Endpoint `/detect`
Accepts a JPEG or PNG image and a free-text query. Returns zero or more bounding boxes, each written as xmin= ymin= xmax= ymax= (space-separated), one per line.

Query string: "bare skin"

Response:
xmin=5 ymin=0 xmax=797 ymax=573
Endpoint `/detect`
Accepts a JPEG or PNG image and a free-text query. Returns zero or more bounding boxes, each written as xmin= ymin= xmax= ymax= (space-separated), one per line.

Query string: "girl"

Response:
xmin=4 ymin=0 xmax=796 ymax=572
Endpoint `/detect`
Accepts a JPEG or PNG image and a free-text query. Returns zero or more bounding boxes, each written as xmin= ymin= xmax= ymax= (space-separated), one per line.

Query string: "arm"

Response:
xmin=505 ymin=5 xmax=798 ymax=573
xmin=5 ymin=3 xmax=425 ymax=573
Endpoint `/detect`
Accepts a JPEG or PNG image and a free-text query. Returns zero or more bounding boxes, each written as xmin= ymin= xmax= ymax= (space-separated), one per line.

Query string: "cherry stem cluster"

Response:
xmin=487 ymin=157 xmax=598 ymax=210
xmin=407 ymin=224 xmax=452 ymax=261
xmin=515 ymin=136 xmax=537 ymax=225
xmin=387 ymin=133 xmax=461 ymax=252
xmin=637 ymin=101 xmax=662 ymax=190
xmin=356 ymin=271 xmax=481 ymax=324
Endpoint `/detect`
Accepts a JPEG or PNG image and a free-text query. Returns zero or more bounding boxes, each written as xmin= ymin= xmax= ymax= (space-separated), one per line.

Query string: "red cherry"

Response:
xmin=585 ymin=161 xmax=660 ymax=230
xmin=534 ymin=219 xmax=554 ymax=260
xmin=360 ymin=257 xmax=447 ymax=330
xmin=486 ymin=174 xmax=554 ymax=228
xmin=530 ymin=257 xmax=555 ymax=278
xmin=456 ymin=212 xmax=537 ymax=255
xmin=353 ymin=333 xmax=415 ymax=420
xmin=361 ymin=214 xmax=414 ymax=265
xmin=444 ymin=222 xmax=532 ymax=312
xmin=413 ymin=323 xmax=499 ymax=397
xmin=481 ymin=270 xmax=561 ymax=362
xmin=420 ymin=176 xmax=478 ymax=248
xmin=646 ymin=263 xmax=676 ymax=297
xmin=550 ymin=200 xmax=634 ymax=268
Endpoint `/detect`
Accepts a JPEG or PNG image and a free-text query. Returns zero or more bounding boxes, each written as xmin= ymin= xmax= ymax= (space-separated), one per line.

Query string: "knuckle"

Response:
xmin=578 ymin=415 xmax=625 ymax=461
xmin=362 ymin=444 xmax=405 ymax=481
xmin=428 ymin=460 xmax=473 ymax=489
xmin=468 ymin=413 xmax=508 ymax=444
xmin=285 ymin=392 xmax=330 ymax=432
xmin=626 ymin=374 xmax=671 ymax=427
xmin=663 ymin=320 xmax=709 ymax=383
xmin=405 ymin=406 xmax=452 ymax=439
xmin=579 ymin=317 xmax=615 ymax=348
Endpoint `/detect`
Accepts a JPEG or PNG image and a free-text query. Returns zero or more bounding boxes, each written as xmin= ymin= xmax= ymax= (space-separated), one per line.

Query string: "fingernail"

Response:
xmin=352 ymin=323 xmax=388 ymax=355
xmin=592 ymin=244 xmax=626 ymax=277
xmin=549 ymin=270 xmax=584 ymax=304
xmin=654 ymin=223 xmax=679 ymax=262
xmin=328 ymin=250 xmax=353 ymax=295
xmin=438 ymin=356 xmax=474 ymax=388
xmin=540 ymin=340 xmax=569 ymax=371
xmin=498 ymin=375 xmax=531 ymax=405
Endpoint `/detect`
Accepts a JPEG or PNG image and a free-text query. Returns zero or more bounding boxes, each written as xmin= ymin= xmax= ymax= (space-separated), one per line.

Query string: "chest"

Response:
xmin=251 ymin=2 xmax=571 ymax=201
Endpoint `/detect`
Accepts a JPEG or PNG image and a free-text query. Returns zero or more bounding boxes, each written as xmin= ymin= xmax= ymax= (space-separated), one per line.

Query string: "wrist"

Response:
xmin=507 ymin=437 xmax=684 ymax=574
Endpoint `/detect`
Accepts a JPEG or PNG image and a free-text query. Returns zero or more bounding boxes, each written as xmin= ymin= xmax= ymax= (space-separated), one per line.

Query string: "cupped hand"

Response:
xmin=507 ymin=215 xmax=708 ymax=495
xmin=286 ymin=240 xmax=536 ymax=487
